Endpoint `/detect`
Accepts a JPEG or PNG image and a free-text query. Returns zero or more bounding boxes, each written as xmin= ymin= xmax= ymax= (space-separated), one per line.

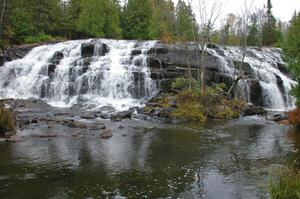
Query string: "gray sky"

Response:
xmin=173 ymin=0 xmax=300 ymax=22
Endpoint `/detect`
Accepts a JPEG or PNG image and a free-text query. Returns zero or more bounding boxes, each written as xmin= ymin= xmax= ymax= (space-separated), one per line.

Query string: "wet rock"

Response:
xmin=100 ymin=113 xmax=111 ymax=120
xmin=81 ymin=43 xmax=95 ymax=58
xmin=0 ymin=55 xmax=5 ymax=66
xmin=30 ymin=119 xmax=38 ymax=124
xmin=100 ymin=129 xmax=113 ymax=139
xmin=80 ymin=112 xmax=96 ymax=119
xmin=50 ymin=51 xmax=64 ymax=65
xmin=62 ymin=120 xmax=88 ymax=129
xmin=269 ymin=114 xmax=288 ymax=122
xmin=111 ymin=110 xmax=133 ymax=121
xmin=99 ymin=106 xmax=116 ymax=113
xmin=249 ymin=80 xmax=264 ymax=106
xmin=119 ymin=125 xmax=125 ymax=129
xmin=243 ymin=106 xmax=268 ymax=116
xmin=131 ymin=49 xmax=142 ymax=56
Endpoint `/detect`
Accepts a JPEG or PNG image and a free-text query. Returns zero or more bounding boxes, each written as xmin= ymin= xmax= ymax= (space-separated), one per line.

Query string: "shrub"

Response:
xmin=172 ymin=90 xmax=206 ymax=122
xmin=24 ymin=33 xmax=57 ymax=44
xmin=171 ymin=78 xmax=199 ymax=91
xmin=269 ymin=171 xmax=300 ymax=199
xmin=0 ymin=107 xmax=15 ymax=136
xmin=287 ymin=108 xmax=300 ymax=129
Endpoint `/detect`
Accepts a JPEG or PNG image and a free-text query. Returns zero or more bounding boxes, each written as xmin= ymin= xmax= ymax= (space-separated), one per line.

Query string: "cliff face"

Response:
xmin=0 ymin=40 xmax=295 ymax=110
xmin=147 ymin=42 xmax=295 ymax=108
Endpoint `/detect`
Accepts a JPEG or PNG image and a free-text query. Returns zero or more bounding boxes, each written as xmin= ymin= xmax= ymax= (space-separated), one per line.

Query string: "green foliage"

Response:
xmin=283 ymin=12 xmax=300 ymax=106
xmin=262 ymin=0 xmax=278 ymax=46
xmin=24 ymin=33 xmax=56 ymax=44
xmin=77 ymin=0 xmax=105 ymax=37
xmin=171 ymin=78 xmax=199 ymax=90
xmin=10 ymin=7 xmax=35 ymax=41
xmin=269 ymin=171 xmax=300 ymax=199
xmin=171 ymin=79 xmax=245 ymax=122
xmin=174 ymin=0 xmax=198 ymax=41
xmin=0 ymin=108 xmax=15 ymax=135
xmin=103 ymin=0 xmax=122 ymax=39
xmin=122 ymin=0 xmax=152 ymax=40
xmin=247 ymin=13 xmax=260 ymax=46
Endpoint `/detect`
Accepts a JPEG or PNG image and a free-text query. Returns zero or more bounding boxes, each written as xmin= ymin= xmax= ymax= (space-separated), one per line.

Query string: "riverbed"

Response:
xmin=0 ymin=112 xmax=296 ymax=199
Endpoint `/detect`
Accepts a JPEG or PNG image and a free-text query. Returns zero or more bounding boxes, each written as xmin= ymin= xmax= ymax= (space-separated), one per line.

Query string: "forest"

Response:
xmin=0 ymin=0 xmax=290 ymax=48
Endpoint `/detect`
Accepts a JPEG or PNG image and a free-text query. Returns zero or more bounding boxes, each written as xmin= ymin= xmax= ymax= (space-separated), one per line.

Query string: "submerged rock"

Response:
xmin=100 ymin=129 xmax=113 ymax=139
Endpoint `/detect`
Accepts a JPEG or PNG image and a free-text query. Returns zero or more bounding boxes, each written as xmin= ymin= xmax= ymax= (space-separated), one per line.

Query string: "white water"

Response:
xmin=207 ymin=46 xmax=296 ymax=110
xmin=0 ymin=39 xmax=157 ymax=111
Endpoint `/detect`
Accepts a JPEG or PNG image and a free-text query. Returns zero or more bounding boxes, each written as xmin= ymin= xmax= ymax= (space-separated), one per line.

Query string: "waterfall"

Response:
xmin=0 ymin=39 xmax=157 ymax=111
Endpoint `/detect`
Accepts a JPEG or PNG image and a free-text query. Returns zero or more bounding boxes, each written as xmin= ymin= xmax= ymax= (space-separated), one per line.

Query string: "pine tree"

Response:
xmin=77 ymin=0 xmax=105 ymax=38
xmin=103 ymin=0 xmax=122 ymax=39
xmin=262 ymin=0 xmax=277 ymax=46
xmin=283 ymin=12 xmax=300 ymax=105
xmin=121 ymin=0 xmax=152 ymax=40
xmin=175 ymin=0 xmax=198 ymax=41
xmin=247 ymin=13 xmax=259 ymax=46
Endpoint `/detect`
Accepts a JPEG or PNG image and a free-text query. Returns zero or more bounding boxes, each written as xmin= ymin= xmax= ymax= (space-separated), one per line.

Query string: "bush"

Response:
xmin=0 ymin=108 xmax=15 ymax=136
xmin=172 ymin=83 xmax=245 ymax=121
xmin=269 ymin=171 xmax=300 ymax=199
xmin=287 ymin=108 xmax=300 ymax=129
xmin=171 ymin=78 xmax=199 ymax=91
xmin=24 ymin=33 xmax=57 ymax=44
xmin=172 ymin=90 xmax=206 ymax=122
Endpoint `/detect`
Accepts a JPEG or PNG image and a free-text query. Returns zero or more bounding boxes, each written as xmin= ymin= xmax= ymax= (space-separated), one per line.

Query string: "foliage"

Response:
xmin=24 ymin=33 xmax=56 ymax=44
xmin=171 ymin=79 xmax=245 ymax=121
xmin=262 ymin=0 xmax=278 ymax=46
xmin=287 ymin=108 xmax=300 ymax=128
xmin=174 ymin=0 xmax=198 ymax=41
xmin=172 ymin=90 xmax=206 ymax=122
xmin=121 ymin=0 xmax=152 ymax=40
xmin=283 ymin=12 xmax=300 ymax=106
xmin=269 ymin=170 xmax=300 ymax=199
xmin=171 ymin=78 xmax=199 ymax=90
xmin=0 ymin=108 xmax=15 ymax=135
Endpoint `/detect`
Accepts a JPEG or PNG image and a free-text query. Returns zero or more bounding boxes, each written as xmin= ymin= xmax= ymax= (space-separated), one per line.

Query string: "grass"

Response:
xmin=0 ymin=107 xmax=16 ymax=136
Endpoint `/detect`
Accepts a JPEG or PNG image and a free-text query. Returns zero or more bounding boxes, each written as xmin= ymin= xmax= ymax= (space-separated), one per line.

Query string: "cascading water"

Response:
xmin=206 ymin=46 xmax=296 ymax=110
xmin=0 ymin=39 xmax=157 ymax=111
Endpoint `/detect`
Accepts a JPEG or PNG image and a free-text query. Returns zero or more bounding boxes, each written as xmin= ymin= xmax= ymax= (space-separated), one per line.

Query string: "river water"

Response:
xmin=0 ymin=116 xmax=296 ymax=199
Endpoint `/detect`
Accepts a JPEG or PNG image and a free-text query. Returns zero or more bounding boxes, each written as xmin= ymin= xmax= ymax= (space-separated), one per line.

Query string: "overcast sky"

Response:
xmin=173 ymin=0 xmax=300 ymax=23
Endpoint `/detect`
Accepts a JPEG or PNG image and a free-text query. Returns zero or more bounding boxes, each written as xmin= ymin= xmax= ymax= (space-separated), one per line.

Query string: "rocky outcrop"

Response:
xmin=81 ymin=42 xmax=109 ymax=58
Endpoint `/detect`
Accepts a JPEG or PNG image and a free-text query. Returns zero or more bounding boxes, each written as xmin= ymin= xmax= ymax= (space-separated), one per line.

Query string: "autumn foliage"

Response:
xmin=287 ymin=108 xmax=300 ymax=128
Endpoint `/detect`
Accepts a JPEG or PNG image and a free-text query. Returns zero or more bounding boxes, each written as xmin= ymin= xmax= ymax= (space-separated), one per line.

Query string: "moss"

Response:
xmin=0 ymin=107 xmax=16 ymax=136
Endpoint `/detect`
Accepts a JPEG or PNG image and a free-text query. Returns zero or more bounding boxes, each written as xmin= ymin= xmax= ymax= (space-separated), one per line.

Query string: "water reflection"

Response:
xmin=0 ymin=117 xmax=295 ymax=198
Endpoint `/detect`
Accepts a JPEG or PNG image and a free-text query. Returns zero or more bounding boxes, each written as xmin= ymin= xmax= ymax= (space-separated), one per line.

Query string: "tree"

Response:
xmin=77 ymin=0 xmax=105 ymax=37
xmin=175 ymin=0 xmax=198 ymax=41
xmin=262 ymin=0 xmax=277 ymax=46
xmin=121 ymin=0 xmax=152 ymax=40
xmin=283 ymin=12 xmax=300 ymax=105
xmin=247 ymin=13 xmax=259 ymax=46
xmin=103 ymin=0 xmax=122 ymax=39
xmin=10 ymin=7 xmax=34 ymax=41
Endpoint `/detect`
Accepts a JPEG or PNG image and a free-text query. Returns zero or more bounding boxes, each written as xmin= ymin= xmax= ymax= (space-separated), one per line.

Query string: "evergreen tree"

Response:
xmin=283 ymin=12 xmax=300 ymax=105
xmin=262 ymin=0 xmax=277 ymax=46
xmin=103 ymin=0 xmax=122 ymax=39
xmin=247 ymin=13 xmax=259 ymax=46
xmin=121 ymin=0 xmax=152 ymax=40
xmin=77 ymin=0 xmax=105 ymax=37
xmin=175 ymin=0 xmax=198 ymax=41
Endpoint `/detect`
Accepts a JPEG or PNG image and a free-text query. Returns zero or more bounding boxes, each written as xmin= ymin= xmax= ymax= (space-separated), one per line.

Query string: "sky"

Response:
xmin=173 ymin=0 xmax=300 ymax=23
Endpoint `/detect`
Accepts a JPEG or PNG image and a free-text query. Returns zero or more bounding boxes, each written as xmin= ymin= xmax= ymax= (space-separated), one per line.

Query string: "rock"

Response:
xmin=99 ymin=106 xmax=116 ymax=113
xmin=119 ymin=125 xmax=125 ymax=129
xmin=243 ymin=106 xmax=268 ymax=116
xmin=0 ymin=55 xmax=5 ymax=66
xmin=30 ymin=119 xmax=38 ymax=124
xmin=111 ymin=110 xmax=133 ymax=121
xmin=249 ymin=80 xmax=264 ymax=106
xmin=62 ymin=120 xmax=88 ymax=129
xmin=80 ymin=112 xmax=96 ymax=119
xmin=100 ymin=113 xmax=111 ymax=120
xmin=269 ymin=114 xmax=288 ymax=122
xmin=81 ymin=43 xmax=95 ymax=58
xmin=100 ymin=129 xmax=113 ymax=139
xmin=50 ymin=51 xmax=64 ymax=65
xmin=131 ymin=49 xmax=142 ymax=56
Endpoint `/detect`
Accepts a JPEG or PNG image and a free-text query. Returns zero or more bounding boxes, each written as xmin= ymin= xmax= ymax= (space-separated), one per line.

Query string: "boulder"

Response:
xmin=80 ymin=112 xmax=96 ymax=119
xmin=243 ymin=106 xmax=268 ymax=116
xmin=131 ymin=49 xmax=142 ymax=56
xmin=111 ymin=110 xmax=133 ymax=121
xmin=100 ymin=129 xmax=113 ymax=139
xmin=81 ymin=43 xmax=95 ymax=58
xmin=50 ymin=51 xmax=64 ymax=65
xmin=269 ymin=114 xmax=288 ymax=122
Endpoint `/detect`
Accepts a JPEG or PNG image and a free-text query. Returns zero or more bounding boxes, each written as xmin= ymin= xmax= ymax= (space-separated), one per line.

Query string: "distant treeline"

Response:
xmin=0 ymin=0 xmax=294 ymax=47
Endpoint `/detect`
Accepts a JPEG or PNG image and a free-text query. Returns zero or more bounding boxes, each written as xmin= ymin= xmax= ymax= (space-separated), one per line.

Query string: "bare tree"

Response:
xmin=193 ymin=0 xmax=222 ymax=92
xmin=227 ymin=0 xmax=255 ymax=99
